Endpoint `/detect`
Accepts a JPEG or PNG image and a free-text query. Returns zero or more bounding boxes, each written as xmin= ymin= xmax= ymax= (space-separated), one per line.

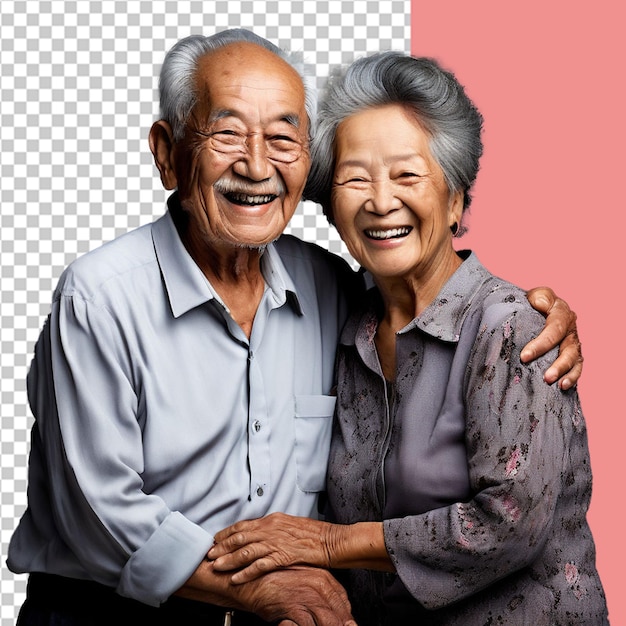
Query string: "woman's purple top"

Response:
xmin=327 ymin=252 xmax=608 ymax=625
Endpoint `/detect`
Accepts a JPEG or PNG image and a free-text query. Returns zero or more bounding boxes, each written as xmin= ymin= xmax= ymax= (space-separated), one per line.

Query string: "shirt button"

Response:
xmin=253 ymin=420 xmax=261 ymax=432
xmin=256 ymin=486 xmax=264 ymax=497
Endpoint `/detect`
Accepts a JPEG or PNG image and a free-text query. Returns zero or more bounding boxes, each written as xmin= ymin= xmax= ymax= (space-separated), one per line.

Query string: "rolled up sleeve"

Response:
xmin=29 ymin=291 xmax=214 ymax=606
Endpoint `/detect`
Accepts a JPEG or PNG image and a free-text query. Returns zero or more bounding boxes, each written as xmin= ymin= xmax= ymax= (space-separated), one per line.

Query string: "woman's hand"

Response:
xmin=523 ymin=287 xmax=582 ymax=390
xmin=208 ymin=513 xmax=334 ymax=583
xmin=208 ymin=513 xmax=392 ymax=584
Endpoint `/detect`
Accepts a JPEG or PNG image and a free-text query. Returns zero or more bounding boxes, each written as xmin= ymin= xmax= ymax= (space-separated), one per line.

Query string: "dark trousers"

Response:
xmin=17 ymin=573 xmax=270 ymax=626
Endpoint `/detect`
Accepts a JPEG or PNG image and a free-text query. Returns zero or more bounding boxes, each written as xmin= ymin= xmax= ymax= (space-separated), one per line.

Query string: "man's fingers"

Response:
xmin=251 ymin=567 xmax=355 ymax=625
xmin=526 ymin=286 xmax=556 ymax=315
xmin=521 ymin=333 xmax=557 ymax=363
xmin=558 ymin=360 xmax=583 ymax=391
xmin=523 ymin=287 xmax=583 ymax=387
xmin=544 ymin=329 xmax=583 ymax=386
xmin=521 ymin=308 xmax=569 ymax=362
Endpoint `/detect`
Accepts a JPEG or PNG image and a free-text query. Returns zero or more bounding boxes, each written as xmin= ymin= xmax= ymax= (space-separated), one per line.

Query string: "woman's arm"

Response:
xmin=208 ymin=515 xmax=394 ymax=584
xmin=381 ymin=302 xmax=585 ymax=609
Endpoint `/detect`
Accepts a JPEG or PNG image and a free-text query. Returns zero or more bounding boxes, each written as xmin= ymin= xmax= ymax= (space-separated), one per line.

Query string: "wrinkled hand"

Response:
xmin=239 ymin=566 xmax=356 ymax=626
xmin=523 ymin=287 xmax=582 ymax=389
xmin=209 ymin=512 xmax=332 ymax=583
xmin=178 ymin=557 xmax=355 ymax=625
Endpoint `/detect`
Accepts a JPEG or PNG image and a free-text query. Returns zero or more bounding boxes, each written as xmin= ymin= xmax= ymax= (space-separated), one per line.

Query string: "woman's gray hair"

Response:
xmin=305 ymin=51 xmax=483 ymax=227
xmin=158 ymin=29 xmax=316 ymax=142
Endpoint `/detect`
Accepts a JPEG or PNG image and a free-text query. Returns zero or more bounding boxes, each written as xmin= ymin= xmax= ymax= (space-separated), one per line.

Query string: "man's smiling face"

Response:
xmin=174 ymin=41 xmax=310 ymax=253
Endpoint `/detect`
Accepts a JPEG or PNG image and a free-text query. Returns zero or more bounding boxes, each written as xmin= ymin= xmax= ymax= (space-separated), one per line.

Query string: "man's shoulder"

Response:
xmin=274 ymin=235 xmax=358 ymax=280
xmin=274 ymin=234 xmax=344 ymax=264
xmin=55 ymin=220 xmax=158 ymax=302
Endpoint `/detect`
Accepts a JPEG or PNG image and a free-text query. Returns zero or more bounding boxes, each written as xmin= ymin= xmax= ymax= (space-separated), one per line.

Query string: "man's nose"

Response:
xmin=232 ymin=134 xmax=274 ymax=181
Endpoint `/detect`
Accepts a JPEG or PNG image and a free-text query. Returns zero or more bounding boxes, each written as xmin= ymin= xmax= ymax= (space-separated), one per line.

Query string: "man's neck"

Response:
xmin=172 ymin=201 xmax=267 ymax=339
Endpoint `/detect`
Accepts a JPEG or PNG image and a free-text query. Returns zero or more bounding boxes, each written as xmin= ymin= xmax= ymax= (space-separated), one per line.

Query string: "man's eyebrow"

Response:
xmin=203 ymin=110 xmax=303 ymax=128
xmin=283 ymin=114 xmax=301 ymax=128
xmin=208 ymin=109 xmax=234 ymax=123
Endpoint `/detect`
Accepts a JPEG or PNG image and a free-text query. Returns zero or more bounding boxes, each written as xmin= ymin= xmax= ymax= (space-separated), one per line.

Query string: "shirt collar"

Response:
xmin=152 ymin=193 xmax=303 ymax=318
xmin=402 ymin=251 xmax=490 ymax=343
xmin=342 ymin=251 xmax=491 ymax=346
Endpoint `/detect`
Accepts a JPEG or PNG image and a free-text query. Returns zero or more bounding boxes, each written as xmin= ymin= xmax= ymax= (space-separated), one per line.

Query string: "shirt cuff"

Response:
xmin=116 ymin=511 xmax=214 ymax=606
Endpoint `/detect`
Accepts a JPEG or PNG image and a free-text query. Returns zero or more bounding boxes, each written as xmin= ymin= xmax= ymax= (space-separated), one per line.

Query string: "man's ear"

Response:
xmin=149 ymin=120 xmax=178 ymax=190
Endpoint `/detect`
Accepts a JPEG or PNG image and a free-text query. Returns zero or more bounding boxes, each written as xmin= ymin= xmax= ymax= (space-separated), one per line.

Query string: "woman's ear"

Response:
xmin=448 ymin=190 xmax=464 ymax=228
xmin=149 ymin=120 xmax=178 ymax=190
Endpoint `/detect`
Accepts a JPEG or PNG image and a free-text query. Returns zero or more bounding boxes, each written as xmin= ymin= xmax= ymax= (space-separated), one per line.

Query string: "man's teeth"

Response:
xmin=365 ymin=227 xmax=411 ymax=240
xmin=228 ymin=193 xmax=276 ymax=205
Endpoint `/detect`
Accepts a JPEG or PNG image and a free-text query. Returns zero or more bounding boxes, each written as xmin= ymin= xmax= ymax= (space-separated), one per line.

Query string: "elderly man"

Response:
xmin=8 ymin=29 xmax=580 ymax=626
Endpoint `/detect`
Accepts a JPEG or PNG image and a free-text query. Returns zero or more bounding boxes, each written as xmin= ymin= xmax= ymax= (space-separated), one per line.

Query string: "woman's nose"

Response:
xmin=365 ymin=180 xmax=403 ymax=215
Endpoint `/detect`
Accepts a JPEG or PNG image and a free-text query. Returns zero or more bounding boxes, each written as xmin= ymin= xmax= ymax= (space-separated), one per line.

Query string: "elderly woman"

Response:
xmin=207 ymin=52 xmax=608 ymax=624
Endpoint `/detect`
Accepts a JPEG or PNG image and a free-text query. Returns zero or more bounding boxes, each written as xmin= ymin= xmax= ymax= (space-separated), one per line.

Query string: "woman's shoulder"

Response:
xmin=467 ymin=260 xmax=546 ymax=339
xmin=462 ymin=261 xmax=556 ymax=372
xmin=479 ymin=281 xmax=542 ymax=322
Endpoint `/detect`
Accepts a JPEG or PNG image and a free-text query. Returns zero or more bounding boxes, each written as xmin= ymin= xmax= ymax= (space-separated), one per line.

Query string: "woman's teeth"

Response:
xmin=365 ymin=227 xmax=412 ymax=240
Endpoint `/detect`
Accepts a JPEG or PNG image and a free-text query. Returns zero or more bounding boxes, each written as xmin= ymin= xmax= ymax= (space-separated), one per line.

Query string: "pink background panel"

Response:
xmin=411 ymin=1 xmax=625 ymax=623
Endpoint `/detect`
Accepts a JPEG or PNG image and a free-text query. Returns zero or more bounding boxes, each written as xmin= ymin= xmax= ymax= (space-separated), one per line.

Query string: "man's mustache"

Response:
xmin=213 ymin=176 xmax=285 ymax=197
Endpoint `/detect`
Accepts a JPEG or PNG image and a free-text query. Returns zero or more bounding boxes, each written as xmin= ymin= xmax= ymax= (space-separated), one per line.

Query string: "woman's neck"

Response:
xmin=373 ymin=249 xmax=462 ymax=381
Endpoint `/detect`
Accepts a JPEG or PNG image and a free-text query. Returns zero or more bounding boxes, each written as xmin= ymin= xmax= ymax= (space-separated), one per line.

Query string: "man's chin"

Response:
xmin=235 ymin=242 xmax=269 ymax=253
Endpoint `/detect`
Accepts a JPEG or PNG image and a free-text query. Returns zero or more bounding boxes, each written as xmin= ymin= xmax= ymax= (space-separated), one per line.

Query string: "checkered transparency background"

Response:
xmin=0 ymin=0 xmax=409 ymax=621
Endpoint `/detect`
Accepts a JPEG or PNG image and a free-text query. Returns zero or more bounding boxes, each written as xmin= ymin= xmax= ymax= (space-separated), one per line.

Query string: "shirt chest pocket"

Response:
xmin=294 ymin=395 xmax=336 ymax=493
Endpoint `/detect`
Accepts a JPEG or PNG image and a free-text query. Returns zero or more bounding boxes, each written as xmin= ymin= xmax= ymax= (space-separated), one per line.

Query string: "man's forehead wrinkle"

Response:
xmin=196 ymin=42 xmax=305 ymax=94
xmin=196 ymin=103 xmax=301 ymax=123
xmin=191 ymin=43 xmax=308 ymax=135
xmin=196 ymin=41 xmax=303 ymax=85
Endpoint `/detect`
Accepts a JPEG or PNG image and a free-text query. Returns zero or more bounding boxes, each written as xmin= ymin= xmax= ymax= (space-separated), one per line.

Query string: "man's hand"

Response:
xmin=523 ymin=287 xmax=582 ymax=390
xmin=178 ymin=557 xmax=356 ymax=626
xmin=242 ymin=566 xmax=356 ymax=626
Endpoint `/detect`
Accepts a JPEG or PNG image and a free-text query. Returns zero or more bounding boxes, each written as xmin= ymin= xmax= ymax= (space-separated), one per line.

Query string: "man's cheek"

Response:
xmin=176 ymin=147 xmax=204 ymax=200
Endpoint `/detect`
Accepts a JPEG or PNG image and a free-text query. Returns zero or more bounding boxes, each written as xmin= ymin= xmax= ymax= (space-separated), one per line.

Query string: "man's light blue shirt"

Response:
xmin=8 ymin=198 xmax=360 ymax=606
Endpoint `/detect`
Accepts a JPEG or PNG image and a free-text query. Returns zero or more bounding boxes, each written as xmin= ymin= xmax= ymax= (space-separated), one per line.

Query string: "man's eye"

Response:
xmin=213 ymin=129 xmax=242 ymax=140
xmin=268 ymin=135 xmax=298 ymax=147
xmin=212 ymin=130 xmax=244 ymax=146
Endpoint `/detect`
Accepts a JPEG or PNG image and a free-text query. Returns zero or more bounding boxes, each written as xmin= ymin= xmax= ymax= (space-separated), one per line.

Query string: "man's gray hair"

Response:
xmin=159 ymin=29 xmax=315 ymax=142
xmin=304 ymin=51 xmax=483 ymax=227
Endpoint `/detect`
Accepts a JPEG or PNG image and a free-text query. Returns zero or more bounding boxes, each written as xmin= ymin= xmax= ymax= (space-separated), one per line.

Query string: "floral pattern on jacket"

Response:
xmin=327 ymin=252 xmax=608 ymax=625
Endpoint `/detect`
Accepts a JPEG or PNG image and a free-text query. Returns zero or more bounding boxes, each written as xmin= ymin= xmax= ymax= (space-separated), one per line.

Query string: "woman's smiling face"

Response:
xmin=330 ymin=104 xmax=463 ymax=281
